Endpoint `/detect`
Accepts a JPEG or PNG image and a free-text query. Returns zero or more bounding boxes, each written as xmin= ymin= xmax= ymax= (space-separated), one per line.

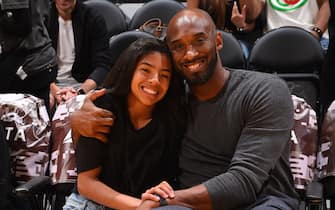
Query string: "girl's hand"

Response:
xmin=141 ymin=181 xmax=175 ymax=202
xmin=136 ymin=200 xmax=159 ymax=210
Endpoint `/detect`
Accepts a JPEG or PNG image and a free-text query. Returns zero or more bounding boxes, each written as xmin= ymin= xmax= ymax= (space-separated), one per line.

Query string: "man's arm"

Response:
xmin=168 ymin=185 xmax=212 ymax=210
xmin=70 ymin=89 xmax=115 ymax=144
xmin=203 ymin=77 xmax=294 ymax=210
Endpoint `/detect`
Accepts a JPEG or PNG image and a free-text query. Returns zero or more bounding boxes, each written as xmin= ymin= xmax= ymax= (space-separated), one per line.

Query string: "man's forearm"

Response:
xmin=167 ymin=184 xmax=213 ymax=210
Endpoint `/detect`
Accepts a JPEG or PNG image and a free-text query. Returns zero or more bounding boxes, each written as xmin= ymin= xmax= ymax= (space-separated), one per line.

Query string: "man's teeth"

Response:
xmin=143 ymin=87 xmax=158 ymax=95
xmin=186 ymin=63 xmax=201 ymax=71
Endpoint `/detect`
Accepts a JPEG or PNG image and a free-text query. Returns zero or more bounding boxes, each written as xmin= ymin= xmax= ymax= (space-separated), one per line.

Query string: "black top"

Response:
xmin=75 ymin=93 xmax=180 ymax=198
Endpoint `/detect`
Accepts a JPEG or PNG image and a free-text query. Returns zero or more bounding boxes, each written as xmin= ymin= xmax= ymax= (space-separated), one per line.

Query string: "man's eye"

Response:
xmin=195 ymin=38 xmax=206 ymax=45
xmin=172 ymin=44 xmax=184 ymax=51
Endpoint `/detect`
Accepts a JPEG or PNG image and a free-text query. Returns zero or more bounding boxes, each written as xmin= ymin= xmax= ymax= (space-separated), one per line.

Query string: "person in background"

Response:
xmin=0 ymin=0 xmax=57 ymax=112
xmin=231 ymin=0 xmax=330 ymax=52
xmin=48 ymin=0 xmax=111 ymax=107
xmin=187 ymin=0 xmax=265 ymax=58
xmin=186 ymin=0 xmax=226 ymax=30
xmin=71 ymin=8 xmax=299 ymax=210
xmin=63 ymin=38 xmax=186 ymax=210
xmin=321 ymin=0 xmax=335 ymax=112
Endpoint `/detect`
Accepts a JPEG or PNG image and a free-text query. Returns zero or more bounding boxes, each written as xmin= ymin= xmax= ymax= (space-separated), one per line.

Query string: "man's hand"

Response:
xmin=71 ymin=89 xmax=115 ymax=144
xmin=141 ymin=181 xmax=175 ymax=202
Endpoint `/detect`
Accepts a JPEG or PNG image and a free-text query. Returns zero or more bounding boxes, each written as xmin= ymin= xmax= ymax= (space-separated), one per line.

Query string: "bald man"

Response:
xmin=71 ymin=8 xmax=299 ymax=210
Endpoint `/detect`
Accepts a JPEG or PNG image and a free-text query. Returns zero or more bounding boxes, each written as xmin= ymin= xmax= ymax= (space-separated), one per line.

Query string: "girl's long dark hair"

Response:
xmin=103 ymin=37 xmax=187 ymax=136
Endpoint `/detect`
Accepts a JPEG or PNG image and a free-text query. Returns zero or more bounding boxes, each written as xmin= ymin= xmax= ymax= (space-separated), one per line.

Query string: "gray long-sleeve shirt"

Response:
xmin=179 ymin=69 xmax=299 ymax=210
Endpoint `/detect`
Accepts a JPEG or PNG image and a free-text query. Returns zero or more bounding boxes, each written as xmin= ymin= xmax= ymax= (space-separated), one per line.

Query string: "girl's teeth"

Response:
xmin=143 ymin=87 xmax=157 ymax=95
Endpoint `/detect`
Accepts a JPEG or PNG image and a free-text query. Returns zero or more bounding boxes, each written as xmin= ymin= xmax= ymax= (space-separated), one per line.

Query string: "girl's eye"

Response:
xmin=160 ymin=74 xmax=170 ymax=79
xmin=141 ymin=68 xmax=150 ymax=73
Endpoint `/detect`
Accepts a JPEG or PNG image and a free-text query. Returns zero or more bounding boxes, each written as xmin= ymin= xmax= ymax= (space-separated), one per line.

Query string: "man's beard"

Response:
xmin=186 ymin=52 xmax=217 ymax=85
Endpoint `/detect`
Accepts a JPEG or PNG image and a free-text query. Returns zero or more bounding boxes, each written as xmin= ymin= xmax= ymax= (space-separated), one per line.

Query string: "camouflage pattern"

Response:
xmin=290 ymin=95 xmax=318 ymax=190
xmin=0 ymin=93 xmax=50 ymax=182
xmin=49 ymin=95 xmax=84 ymax=184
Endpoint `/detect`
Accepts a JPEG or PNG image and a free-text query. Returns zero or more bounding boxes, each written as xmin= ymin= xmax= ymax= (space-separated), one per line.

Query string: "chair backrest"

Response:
xmin=109 ymin=30 xmax=155 ymax=66
xmin=128 ymin=0 xmax=185 ymax=30
xmin=248 ymin=26 xmax=324 ymax=73
xmin=84 ymin=0 xmax=128 ymax=37
xmin=218 ymin=30 xmax=246 ymax=69
xmin=247 ymin=26 xmax=324 ymax=110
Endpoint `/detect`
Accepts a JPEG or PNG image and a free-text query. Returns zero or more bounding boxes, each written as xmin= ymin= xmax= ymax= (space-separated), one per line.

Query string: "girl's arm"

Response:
xmin=77 ymin=167 xmax=141 ymax=210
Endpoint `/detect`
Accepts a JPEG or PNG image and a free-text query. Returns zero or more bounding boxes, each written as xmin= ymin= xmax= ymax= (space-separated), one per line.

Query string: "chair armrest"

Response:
xmin=305 ymin=180 xmax=323 ymax=209
xmin=15 ymin=176 xmax=51 ymax=197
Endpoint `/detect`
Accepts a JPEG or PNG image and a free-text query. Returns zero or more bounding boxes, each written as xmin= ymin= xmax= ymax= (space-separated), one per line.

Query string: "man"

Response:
xmin=0 ymin=0 xmax=57 ymax=112
xmin=71 ymin=8 xmax=299 ymax=210
xmin=48 ymin=0 xmax=111 ymax=106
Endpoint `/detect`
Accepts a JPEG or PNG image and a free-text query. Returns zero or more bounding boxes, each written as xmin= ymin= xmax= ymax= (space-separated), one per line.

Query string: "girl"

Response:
xmin=63 ymin=38 xmax=186 ymax=210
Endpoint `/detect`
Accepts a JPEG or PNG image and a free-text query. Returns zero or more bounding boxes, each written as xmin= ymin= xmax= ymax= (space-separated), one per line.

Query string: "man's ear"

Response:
xmin=216 ymin=31 xmax=223 ymax=51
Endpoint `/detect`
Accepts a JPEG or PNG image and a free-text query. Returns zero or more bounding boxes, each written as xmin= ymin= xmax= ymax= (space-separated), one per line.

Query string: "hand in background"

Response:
xmin=231 ymin=2 xmax=247 ymax=29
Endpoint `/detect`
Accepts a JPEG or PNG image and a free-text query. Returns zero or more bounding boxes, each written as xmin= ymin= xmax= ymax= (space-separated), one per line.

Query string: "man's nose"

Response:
xmin=184 ymin=45 xmax=198 ymax=59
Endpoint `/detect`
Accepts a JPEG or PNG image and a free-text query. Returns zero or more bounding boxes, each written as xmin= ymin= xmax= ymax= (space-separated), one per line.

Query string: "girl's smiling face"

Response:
xmin=128 ymin=51 xmax=172 ymax=108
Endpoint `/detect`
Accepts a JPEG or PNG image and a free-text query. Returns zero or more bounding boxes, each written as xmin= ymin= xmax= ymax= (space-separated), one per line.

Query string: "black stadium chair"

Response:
xmin=84 ymin=0 xmax=128 ymax=37
xmin=0 ymin=124 xmax=51 ymax=210
xmin=109 ymin=30 xmax=155 ymax=67
xmin=248 ymin=26 xmax=324 ymax=111
xmin=128 ymin=0 xmax=185 ymax=30
xmin=248 ymin=26 xmax=325 ymax=210
xmin=218 ymin=30 xmax=246 ymax=69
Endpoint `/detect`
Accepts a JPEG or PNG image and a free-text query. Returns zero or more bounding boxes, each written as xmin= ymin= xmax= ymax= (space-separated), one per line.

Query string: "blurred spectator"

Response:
xmin=0 ymin=0 xmax=57 ymax=112
xmin=48 ymin=0 xmax=111 ymax=108
xmin=187 ymin=0 xmax=265 ymax=58
xmin=187 ymin=0 xmax=226 ymax=29
xmin=231 ymin=0 xmax=330 ymax=51
xmin=321 ymin=0 xmax=334 ymax=112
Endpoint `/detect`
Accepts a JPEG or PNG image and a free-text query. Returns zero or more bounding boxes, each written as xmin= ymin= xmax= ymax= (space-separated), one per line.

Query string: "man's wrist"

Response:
xmin=154 ymin=194 xmax=168 ymax=206
xmin=77 ymin=88 xmax=86 ymax=95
